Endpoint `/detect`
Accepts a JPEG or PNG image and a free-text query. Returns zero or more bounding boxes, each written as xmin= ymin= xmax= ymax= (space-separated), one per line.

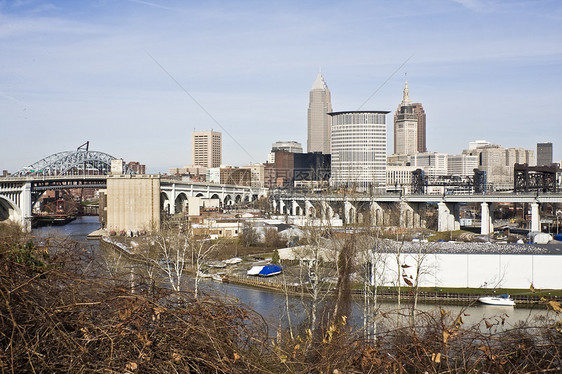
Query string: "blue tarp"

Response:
xmin=554 ymin=235 xmax=562 ymax=242
xmin=259 ymin=264 xmax=283 ymax=277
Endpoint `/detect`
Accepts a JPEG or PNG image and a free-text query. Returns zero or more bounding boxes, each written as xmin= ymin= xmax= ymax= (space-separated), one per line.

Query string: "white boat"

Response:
xmin=247 ymin=265 xmax=264 ymax=276
xmin=196 ymin=271 xmax=212 ymax=279
xmin=479 ymin=294 xmax=515 ymax=306
xmin=211 ymin=273 xmax=229 ymax=283
xmin=224 ymin=257 xmax=242 ymax=265
xmin=208 ymin=261 xmax=226 ymax=268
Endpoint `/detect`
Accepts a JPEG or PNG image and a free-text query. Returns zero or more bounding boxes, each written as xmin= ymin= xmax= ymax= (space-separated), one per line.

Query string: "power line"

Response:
xmin=357 ymin=54 xmax=414 ymax=110
xmin=146 ymin=52 xmax=257 ymax=164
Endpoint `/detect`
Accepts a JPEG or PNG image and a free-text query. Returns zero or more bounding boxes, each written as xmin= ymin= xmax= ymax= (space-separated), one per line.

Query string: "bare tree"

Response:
xmin=191 ymin=238 xmax=217 ymax=299
xmin=239 ymin=221 xmax=259 ymax=247
xmin=293 ymin=224 xmax=338 ymax=336
xmin=410 ymin=241 xmax=435 ymax=312
xmin=264 ymin=227 xmax=284 ymax=248
xmin=356 ymin=229 xmax=390 ymax=342
xmin=151 ymin=224 xmax=190 ymax=292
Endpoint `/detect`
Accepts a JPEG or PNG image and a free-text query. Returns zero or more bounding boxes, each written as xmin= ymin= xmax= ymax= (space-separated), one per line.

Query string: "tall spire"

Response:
xmin=311 ymin=72 xmax=327 ymax=90
xmin=401 ymin=80 xmax=411 ymax=105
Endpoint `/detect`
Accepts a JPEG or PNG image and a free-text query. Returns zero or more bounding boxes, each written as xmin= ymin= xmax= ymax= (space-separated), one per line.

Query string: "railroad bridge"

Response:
xmin=270 ymin=192 xmax=562 ymax=234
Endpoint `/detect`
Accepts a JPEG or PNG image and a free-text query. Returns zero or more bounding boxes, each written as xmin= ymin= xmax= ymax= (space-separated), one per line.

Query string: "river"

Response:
xmin=32 ymin=217 xmax=555 ymax=333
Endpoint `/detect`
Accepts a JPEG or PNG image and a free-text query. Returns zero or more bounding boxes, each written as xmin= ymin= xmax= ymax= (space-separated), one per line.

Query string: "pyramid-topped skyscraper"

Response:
xmin=307 ymin=73 xmax=333 ymax=154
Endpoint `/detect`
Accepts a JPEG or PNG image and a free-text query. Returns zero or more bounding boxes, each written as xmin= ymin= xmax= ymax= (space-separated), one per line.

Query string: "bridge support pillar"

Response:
xmin=321 ymin=200 xmax=334 ymax=222
xmin=21 ymin=182 xmax=32 ymax=230
xmin=480 ymin=202 xmax=494 ymax=235
xmin=370 ymin=202 xmax=387 ymax=226
xmin=400 ymin=202 xmax=422 ymax=229
xmin=278 ymin=199 xmax=288 ymax=215
xmin=305 ymin=200 xmax=316 ymax=217
xmin=438 ymin=202 xmax=460 ymax=232
xmin=291 ymin=200 xmax=304 ymax=216
xmin=531 ymin=202 xmax=540 ymax=232
xmin=344 ymin=201 xmax=356 ymax=224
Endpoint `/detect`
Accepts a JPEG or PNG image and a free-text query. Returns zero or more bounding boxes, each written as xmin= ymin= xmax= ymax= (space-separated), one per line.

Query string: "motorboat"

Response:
xmin=196 ymin=271 xmax=212 ymax=279
xmin=211 ymin=273 xmax=229 ymax=283
xmin=478 ymin=294 xmax=515 ymax=306
xmin=224 ymin=257 xmax=242 ymax=265
xmin=247 ymin=264 xmax=283 ymax=276
xmin=247 ymin=265 xmax=264 ymax=276
xmin=258 ymin=264 xmax=283 ymax=277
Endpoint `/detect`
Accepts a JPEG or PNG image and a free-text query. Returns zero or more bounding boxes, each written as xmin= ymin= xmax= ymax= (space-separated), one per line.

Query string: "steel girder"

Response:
xmin=13 ymin=150 xmax=130 ymax=176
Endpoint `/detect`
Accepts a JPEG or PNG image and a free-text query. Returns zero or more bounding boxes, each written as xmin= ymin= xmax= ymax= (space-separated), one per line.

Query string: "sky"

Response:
xmin=1 ymin=0 xmax=561 ymax=174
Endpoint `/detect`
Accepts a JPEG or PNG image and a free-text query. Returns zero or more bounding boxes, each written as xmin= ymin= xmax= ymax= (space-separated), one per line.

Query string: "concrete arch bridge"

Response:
xmin=270 ymin=192 xmax=562 ymax=234
xmin=103 ymin=175 xmax=268 ymax=232
xmin=159 ymin=179 xmax=265 ymax=214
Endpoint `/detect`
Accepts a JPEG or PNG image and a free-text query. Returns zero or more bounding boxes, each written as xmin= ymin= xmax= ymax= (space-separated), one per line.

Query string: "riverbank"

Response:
xmin=100 ymin=236 xmax=556 ymax=308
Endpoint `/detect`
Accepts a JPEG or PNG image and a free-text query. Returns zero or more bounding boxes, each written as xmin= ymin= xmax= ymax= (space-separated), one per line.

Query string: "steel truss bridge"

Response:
xmin=0 ymin=146 xmax=126 ymax=227
xmin=0 ymin=147 xmax=264 ymax=228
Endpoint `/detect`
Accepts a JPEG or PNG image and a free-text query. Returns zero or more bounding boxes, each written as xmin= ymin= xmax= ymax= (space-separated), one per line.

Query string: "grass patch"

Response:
xmin=368 ymin=285 xmax=562 ymax=298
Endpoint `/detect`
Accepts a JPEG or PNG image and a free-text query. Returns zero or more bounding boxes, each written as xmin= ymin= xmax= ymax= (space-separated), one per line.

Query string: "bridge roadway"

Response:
xmin=270 ymin=191 xmax=562 ymax=234
xmin=274 ymin=192 xmax=562 ymax=204
xmin=0 ymin=174 xmax=265 ymax=229
xmin=2 ymin=173 xmax=562 ymax=233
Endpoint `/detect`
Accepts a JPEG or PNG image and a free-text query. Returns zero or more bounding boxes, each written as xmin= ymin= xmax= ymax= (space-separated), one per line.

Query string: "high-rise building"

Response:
xmin=537 ymin=142 xmax=553 ymax=166
xmin=191 ymin=130 xmax=221 ymax=168
xmin=329 ymin=111 xmax=389 ymax=191
xmin=448 ymin=154 xmax=479 ymax=177
xmin=409 ymin=152 xmax=448 ymax=177
xmin=307 ymin=73 xmax=332 ymax=154
xmin=393 ymin=81 xmax=426 ymax=155
xmin=464 ymin=142 xmax=535 ymax=188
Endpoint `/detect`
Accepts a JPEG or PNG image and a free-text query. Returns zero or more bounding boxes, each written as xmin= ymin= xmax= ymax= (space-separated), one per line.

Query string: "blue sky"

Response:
xmin=1 ymin=0 xmax=561 ymax=173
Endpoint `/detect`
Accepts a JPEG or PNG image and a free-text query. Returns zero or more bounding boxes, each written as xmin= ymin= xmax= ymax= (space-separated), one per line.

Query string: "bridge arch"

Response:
xmin=0 ymin=196 xmax=20 ymax=223
xmin=224 ymin=195 xmax=232 ymax=206
xmin=13 ymin=148 xmax=133 ymax=177
xmin=160 ymin=192 xmax=171 ymax=214
xmin=174 ymin=193 xmax=188 ymax=214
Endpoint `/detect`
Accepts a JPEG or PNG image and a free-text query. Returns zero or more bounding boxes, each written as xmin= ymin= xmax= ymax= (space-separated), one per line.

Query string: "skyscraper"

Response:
xmin=307 ymin=73 xmax=332 ymax=154
xmin=537 ymin=142 xmax=553 ymax=166
xmin=393 ymin=81 xmax=426 ymax=155
xmin=191 ymin=130 xmax=222 ymax=168
xmin=329 ymin=111 xmax=389 ymax=191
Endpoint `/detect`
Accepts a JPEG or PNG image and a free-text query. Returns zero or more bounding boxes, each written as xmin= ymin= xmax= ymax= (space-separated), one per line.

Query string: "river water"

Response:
xmin=32 ymin=217 xmax=555 ymax=333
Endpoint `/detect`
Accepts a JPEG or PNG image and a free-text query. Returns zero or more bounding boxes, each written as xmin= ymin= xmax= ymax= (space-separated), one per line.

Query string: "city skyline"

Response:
xmin=1 ymin=0 xmax=561 ymax=173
